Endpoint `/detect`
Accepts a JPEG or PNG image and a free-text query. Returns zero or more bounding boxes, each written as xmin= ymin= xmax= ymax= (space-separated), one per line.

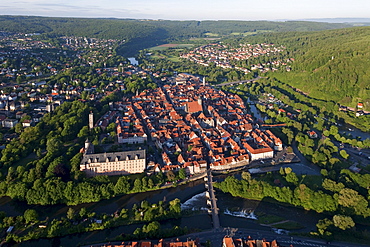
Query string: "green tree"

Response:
xmin=329 ymin=125 xmax=338 ymax=136
xmin=169 ymin=198 xmax=181 ymax=216
xmin=133 ymin=178 xmax=142 ymax=192
xmin=46 ymin=138 xmax=62 ymax=155
xmin=333 ymin=215 xmax=355 ymax=230
xmin=24 ymin=209 xmax=38 ymax=224
xmin=286 ymin=172 xmax=299 ymax=185
xmin=339 ymin=150 xmax=349 ymax=159
xmin=148 ymin=178 xmax=154 ymax=189
xmin=178 ymin=168 xmax=186 ymax=180
xmin=242 ymin=171 xmax=251 ymax=181
xmin=316 ymin=218 xmax=333 ymax=236
xmin=166 ymin=170 xmax=176 ymax=181
xmin=14 ymin=123 xmax=24 ymax=134
xmin=114 ymin=176 xmax=130 ymax=195
xmin=77 ymin=126 xmax=90 ymax=139
xmin=322 ymin=179 xmax=344 ymax=193
xmin=338 ymin=188 xmax=369 ymax=216
xmin=66 ymin=208 xmax=75 ymax=220
xmin=79 ymin=207 xmax=87 ymax=218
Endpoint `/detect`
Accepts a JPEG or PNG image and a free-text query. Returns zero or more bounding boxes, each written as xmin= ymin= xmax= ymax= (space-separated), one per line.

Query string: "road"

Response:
xmin=291 ymin=140 xmax=322 ymax=174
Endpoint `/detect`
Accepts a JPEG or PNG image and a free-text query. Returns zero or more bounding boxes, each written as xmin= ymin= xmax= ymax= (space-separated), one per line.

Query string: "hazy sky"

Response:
xmin=1 ymin=0 xmax=369 ymax=20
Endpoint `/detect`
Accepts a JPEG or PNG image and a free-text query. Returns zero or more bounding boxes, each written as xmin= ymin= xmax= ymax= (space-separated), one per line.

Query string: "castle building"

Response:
xmin=80 ymin=140 xmax=146 ymax=177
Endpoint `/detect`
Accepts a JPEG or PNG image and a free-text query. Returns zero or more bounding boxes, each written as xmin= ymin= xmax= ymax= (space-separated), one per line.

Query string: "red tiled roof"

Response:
xmin=186 ymin=101 xmax=203 ymax=113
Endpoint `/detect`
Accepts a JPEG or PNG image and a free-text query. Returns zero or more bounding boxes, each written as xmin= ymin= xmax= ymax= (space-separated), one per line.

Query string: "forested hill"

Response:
xmin=240 ymin=27 xmax=370 ymax=109
xmin=0 ymin=16 xmax=352 ymax=55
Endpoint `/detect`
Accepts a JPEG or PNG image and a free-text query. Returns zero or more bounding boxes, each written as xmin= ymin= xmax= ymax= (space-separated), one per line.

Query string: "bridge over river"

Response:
xmin=205 ymin=169 xmax=221 ymax=230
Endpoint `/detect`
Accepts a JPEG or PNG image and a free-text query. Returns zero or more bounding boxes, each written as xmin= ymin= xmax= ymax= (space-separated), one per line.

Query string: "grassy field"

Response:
xmin=204 ymin=32 xmax=220 ymax=37
xmin=231 ymin=30 xmax=273 ymax=36
xmin=272 ymin=221 xmax=305 ymax=230
xmin=149 ymin=43 xmax=194 ymax=51
xmin=150 ymin=54 xmax=182 ymax=62
xmin=256 ymin=213 xmax=285 ymax=225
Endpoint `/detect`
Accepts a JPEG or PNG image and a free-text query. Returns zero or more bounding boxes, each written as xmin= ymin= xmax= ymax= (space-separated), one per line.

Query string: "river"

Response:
xmin=10 ymin=172 xmax=327 ymax=247
xmin=16 ymin=181 xmax=210 ymax=247
xmin=17 ymin=187 xmax=325 ymax=247
xmin=247 ymin=99 xmax=265 ymax=122
xmin=0 ymin=179 xmax=206 ymax=219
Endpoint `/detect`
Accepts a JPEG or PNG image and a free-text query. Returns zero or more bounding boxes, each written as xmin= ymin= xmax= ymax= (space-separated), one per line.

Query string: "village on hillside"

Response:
xmin=180 ymin=43 xmax=293 ymax=74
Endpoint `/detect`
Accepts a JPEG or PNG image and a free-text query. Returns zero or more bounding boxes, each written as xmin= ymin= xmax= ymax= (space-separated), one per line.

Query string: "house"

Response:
xmin=185 ymin=100 xmax=203 ymax=113
xmin=308 ymin=130 xmax=318 ymax=139
xmin=22 ymin=119 xmax=33 ymax=127
xmin=243 ymin=142 xmax=274 ymax=161
xmin=2 ymin=119 xmax=18 ymax=128
xmin=223 ymin=236 xmax=280 ymax=247
xmin=102 ymin=238 xmax=200 ymax=247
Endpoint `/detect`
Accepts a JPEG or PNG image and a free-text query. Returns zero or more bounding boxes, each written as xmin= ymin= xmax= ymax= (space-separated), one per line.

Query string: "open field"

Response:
xmin=150 ymin=54 xmax=182 ymax=62
xmin=204 ymin=32 xmax=220 ymax=37
xmin=149 ymin=43 xmax=194 ymax=51
xmin=231 ymin=30 xmax=273 ymax=36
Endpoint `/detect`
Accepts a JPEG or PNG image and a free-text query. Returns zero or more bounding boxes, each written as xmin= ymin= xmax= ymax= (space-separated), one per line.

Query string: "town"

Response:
xmin=80 ymin=73 xmax=283 ymax=177
xmin=180 ymin=43 xmax=293 ymax=74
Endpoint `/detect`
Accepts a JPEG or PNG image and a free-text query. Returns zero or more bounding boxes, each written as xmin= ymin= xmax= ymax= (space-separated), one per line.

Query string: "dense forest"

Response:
xmin=0 ymin=15 xmax=352 ymax=56
xmin=236 ymin=27 xmax=370 ymax=109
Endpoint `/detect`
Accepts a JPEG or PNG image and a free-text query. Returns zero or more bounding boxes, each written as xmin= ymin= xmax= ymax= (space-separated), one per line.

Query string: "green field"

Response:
xmin=150 ymin=54 xmax=182 ymax=62
xmin=231 ymin=30 xmax=273 ymax=36
xmin=272 ymin=221 xmax=305 ymax=230
xmin=149 ymin=44 xmax=194 ymax=51
xmin=257 ymin=213 xmax=285 ymax=224
xmin=204 ymin=32 xmax=220 ymax=37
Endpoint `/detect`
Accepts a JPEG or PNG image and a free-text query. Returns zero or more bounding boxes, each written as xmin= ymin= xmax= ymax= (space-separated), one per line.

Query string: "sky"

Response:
xmin=1 ymin=0 xmax=369 ymax=21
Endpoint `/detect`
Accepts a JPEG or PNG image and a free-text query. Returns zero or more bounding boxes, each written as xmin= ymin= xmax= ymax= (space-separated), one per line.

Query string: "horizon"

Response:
xmin=1 ymin=0 xmax=370 ymax=22
xmin=1 ymin=14 xmax=370 ymax=24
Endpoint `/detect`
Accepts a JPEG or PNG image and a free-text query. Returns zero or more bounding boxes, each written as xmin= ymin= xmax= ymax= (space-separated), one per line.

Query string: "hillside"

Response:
xmin=239 ymin=27 xmax=370 ymax=109
xmin=0 ymin=16 xmax=352 ymax=56
xmin=1 ymin=16 xmax=368 ymax=106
